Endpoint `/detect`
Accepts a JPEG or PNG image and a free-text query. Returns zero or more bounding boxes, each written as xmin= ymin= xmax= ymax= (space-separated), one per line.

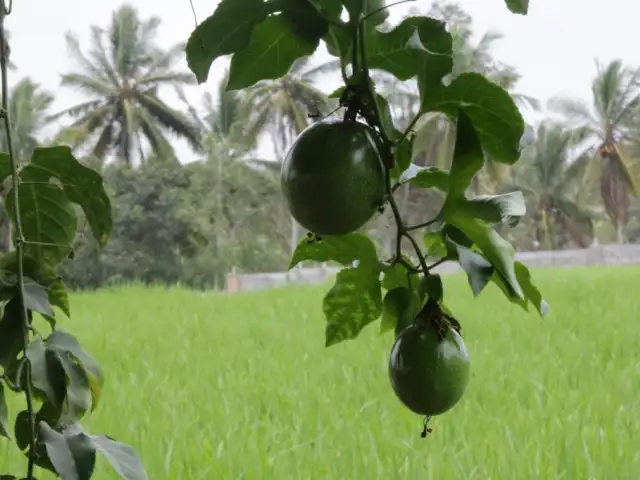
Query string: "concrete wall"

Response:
xmin=225 ymin=244 xmax=640 ymax=293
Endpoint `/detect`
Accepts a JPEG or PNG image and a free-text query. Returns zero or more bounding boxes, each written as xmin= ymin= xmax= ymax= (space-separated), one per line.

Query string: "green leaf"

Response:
xmin=26 ymin=337 xmax=66 ymax=411
xmin=504 ymin=0 xmax=529 ymax=14
xmin=447 ymin=215 xmax=524 ymax=300
xmin=46 ymin=331 xmax=105 ymax=412
xmin=39 ymin=421 xmax=96 ymax=480
xmin=289 ymin=233 xmax=378 ymax=269
xmin=0 ymin=153 xmax=11 ymax=183
xmin=54 ymin=350 xmax=92 ymax=426
xmin=380 ymin=287 xmax=420 ymax=335
xmin=25 ymin=147 xmax=112 ymax=248
xmin=0 ymin=475 xmax=16 ymax=479
xmin=185 ymin=0 xmax=271 ymax=83
xmin=400 ymin=166 xmax=449 ymax=192
xmin=23 ymin=277 xmax=53 ymax=317
xmin=423 ymin=232 xmax=447 ymax=258
xmin=91 ymin=434 xmax=148 ymax=480
xmin=280 ymin=0 xmax=329 ymax=43
xmin=454 ymin=244 xmax=494 ymax=297
xmin=381 ymin=260 xmax=418 ymax=291
xmin=323 ymin=265 xmax=383 ymax=346
xmin=324 ymin=23 xmax=352 ymax=61
xmin=515 ymin=262 xmax=548 ymax=317
xmin=455 ymin=191 xmax=526 ymax=227
xmin=0 ymin=383 xmax=8 ymax=438
xmin=443 ymin=110 xmax=484 ymax=199
xmin=372 ymin=92 xmax=397 ymax=141
xmin=4 ymin=182 xmax=76 ymax=266
xmin=420 ymin=73 xmax=524 ymax=165
xmin=227 ymin=15 xmax=319 ymax=90
xmin=342 ymin=0 xmax=388 ymax=24
xmin=0 ymin=299 xmax=22 ymax=369
xmin=390 ymin=133 xmax=413 ymax=179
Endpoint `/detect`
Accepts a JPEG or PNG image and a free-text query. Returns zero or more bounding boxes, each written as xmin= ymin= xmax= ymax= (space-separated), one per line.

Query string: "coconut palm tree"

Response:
xmin=548 ymin=59 xmax=640 ymax=243
xmin=505 ymin=122 xmax=596 ymax=250
xmin=49 ymin=4 xmax=201 ymax=166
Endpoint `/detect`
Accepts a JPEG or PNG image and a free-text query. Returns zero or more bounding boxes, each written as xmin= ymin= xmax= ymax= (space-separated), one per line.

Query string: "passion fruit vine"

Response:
xmin=389 ymin=302 xmax=471 ymax=418
xmin=280 ymin=118 xmax=386 ymax=236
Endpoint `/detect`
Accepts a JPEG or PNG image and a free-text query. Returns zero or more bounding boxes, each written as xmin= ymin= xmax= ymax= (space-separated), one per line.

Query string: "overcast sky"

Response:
xmin=6 ymin=0 xmax=640 ymax=162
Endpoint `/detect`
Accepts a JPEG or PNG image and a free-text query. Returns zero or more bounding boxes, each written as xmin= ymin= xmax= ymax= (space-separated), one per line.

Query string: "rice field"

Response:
xmin=1 ymin=266 xmax=639 ymax=479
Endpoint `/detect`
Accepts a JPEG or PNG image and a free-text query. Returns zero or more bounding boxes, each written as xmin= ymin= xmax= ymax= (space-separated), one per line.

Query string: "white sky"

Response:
xmin=6 ymin=0 xmax=640 ymax=162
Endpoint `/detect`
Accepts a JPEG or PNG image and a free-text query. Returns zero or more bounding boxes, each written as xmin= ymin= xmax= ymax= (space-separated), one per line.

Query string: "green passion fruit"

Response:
xmin=280 ymin=118 xmax=386 ymax=235
xmin=389 ymin=322 xmax=470 ymax=416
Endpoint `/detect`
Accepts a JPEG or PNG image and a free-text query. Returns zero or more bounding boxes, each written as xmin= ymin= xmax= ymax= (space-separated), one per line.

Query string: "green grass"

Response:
xmin=2 ymin=266 xmax=640 ymax=479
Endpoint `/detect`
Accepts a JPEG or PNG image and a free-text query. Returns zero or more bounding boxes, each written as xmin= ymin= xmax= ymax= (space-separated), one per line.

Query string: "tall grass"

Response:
xmin=1 ymin=266 xmax=639 ymax=479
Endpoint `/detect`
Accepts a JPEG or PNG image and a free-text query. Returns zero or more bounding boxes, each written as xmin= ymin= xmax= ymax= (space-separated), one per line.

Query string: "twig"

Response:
xmin=0 ymin=4 xmax=36 ymax=479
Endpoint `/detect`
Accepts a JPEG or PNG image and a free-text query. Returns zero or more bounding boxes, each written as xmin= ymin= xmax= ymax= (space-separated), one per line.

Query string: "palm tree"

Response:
xmin=239 ymin=57 xmax=335 ymax=254
xmin=506 ymin=122 xmax=596 ymax=250
xmin=548 ymin=59 xmax=640 ymax=243
xmin=0 ymin=78 xmax=54 ymax=252
xmin=49 ymin=4 xmax=201 ymax=166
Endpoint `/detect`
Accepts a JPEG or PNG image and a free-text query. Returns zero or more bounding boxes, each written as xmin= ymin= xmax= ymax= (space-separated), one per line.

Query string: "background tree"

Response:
xmin=49 ymin=3 xmax=201 ymax=165
xmin=549 ymin=59 xmax=640 ymax=243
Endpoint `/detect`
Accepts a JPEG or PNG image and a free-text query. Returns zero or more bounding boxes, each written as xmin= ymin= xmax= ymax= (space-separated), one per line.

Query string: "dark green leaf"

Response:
xmin=515 ymin=262 xmax=549 ymax=317
xmin=442 ymin=224 xmax=473 ymax=248
xmin=0 ymin=253 xmax=70 ymax=318
xmin=0 ymin=383 xmax=8 ymax=438
xmin=25 ymin=147 xmax=112 ymax=248
xmin=380 ymin=287 xmax=420 ymax=335
xmin=227 ymin=15 xmax=319 ymax=90
xmin=323 ymin=23 xmax=352 ymax=61
xmin=419 ymin=274 xmax=443 ymax=302
xmin=46 ymin=331 xmax=104 ymax=412
xmin=455 ymin=191 xmax=526 ymax=226
xmin=402 ymin=166 xmax=449 ymax=192
xmin=446 ymin=215 xmax=523 ymax=300
xmin=91 ymin=435 xmax=148 ymax=480
xmin=39 ymin=421 xmax=96 ymax=480
xmin=504 ymin=0 xmax=529 ymax=15
xmin=23 ymin=277 xmax=53 ymax=317
xmin=0 ymin=475 xmax=17 ymax=479
xmin=342 ymin=0 xmax=388 ymax=24
xmin=26 ymin=337 xmax=66 ymax=411
xmin=14 ymin=410 xmax=30 ymax=451
xmin=281 ymin=0 xmax=329 ymax=43
xmin=4 ymin=182 xmax=76 ymax=266
xmin=327 ymin=85 xmax=346 ymax=99
xmin=443 ymin=110 xmax=484 ymax=199
xmin=0 ymin=299 xmax=22 ymax=369
xmin=455 ymin=244 xmax=494 ymax=296
xmin=54 ymin=350 xmax=92 ymax=426
xmin=390 ymin=134 xmax=413 ymax=179
xmin=289 ymin=233 xmax=378 ymax=269
xmin=185 ymin=0 xmax=271 ymax=83
xmin=323 ymin=265 xmax=382 ymax=346
xmin=0 ymin=153 xmax=11 ymax=183
xmin=420 ymin=73 xmax=524 ymax=165
xmin=373 ymin=92 xmax=397 ymax=141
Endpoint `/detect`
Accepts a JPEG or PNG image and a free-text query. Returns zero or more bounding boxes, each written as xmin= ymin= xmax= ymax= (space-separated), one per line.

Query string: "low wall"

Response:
xmin=226 ymin=244 xmax=640 ymax=293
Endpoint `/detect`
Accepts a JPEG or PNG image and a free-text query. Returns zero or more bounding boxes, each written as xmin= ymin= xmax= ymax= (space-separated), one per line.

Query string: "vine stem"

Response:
xmin=0 ymin=4 xmax=36 ymax=479
xmin=356 ymin=2 xmax=430 ymax=276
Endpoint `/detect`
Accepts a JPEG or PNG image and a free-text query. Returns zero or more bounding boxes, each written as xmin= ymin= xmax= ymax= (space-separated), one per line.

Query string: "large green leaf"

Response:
xmin=39 ymin=422 xmax=96 ymax=480
xmin=455 ymin=192 xmax=526 ymax=226
xmin=380 ymin=287 xmax=420 ymax=335
xmin=504 ymin=0 xmax=529 ymax=14
xmin=323 ymin=265 xmax=383 ymax=346
xmin=420 ymin=73 xmax=524 ymax=165
xmin=227 ymin=15 xmax=320 ymax=90
xmin=25 ymin=147 xmax=112 ymax=248
xmin=90 ymin=434 xmax=148 ymax=480
xmin=0 ymin=153 xmax=11 ymax=184
xmin=0 ymin=299 xmax=23 ymax=369
xmin=280 ymin=0 xmax=330 ymax=43
xmin=185 ymin=0 xmax=271 ymax=83
xmin=4 ymin=182 xmax=76 ymax=267
xmin=399 ymin=166 xmax=449 ymax=192
xmin=453 ymin=244 xmax=494 ymax=297
xmin=364 ymin=16 xmax=452 ymax=83
xmin=46 ymin=331 xmax=105 ymax=413
xmin=442 ymin=111 xmax=484 ymax=198
xmin=0 ymin=383 xmax=8 ymax=438
xmin=25 ymin=337 xmax=67 ymax=410
xmin=289 ymin=233 xmax=379 ymax=269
